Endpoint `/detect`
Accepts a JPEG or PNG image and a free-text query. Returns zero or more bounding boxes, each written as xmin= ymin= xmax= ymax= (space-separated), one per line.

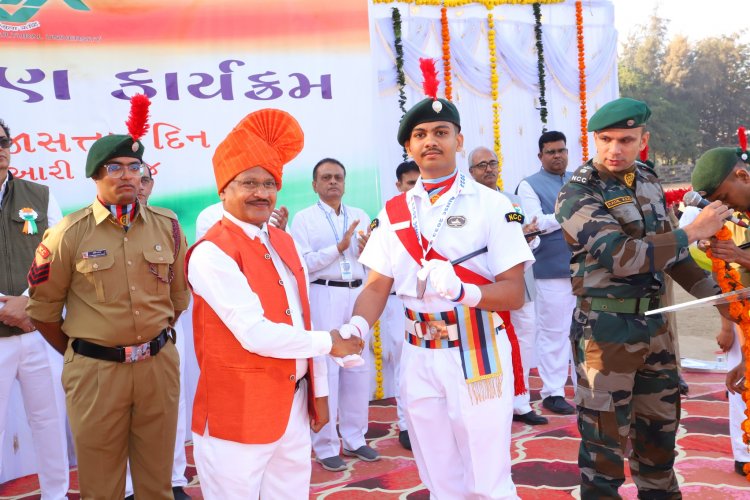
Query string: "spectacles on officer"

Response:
xmin=230 ymin=179 xmax=279 ymax=192
xmin=542 ymin=147 xmax=568 ymax=156
xmin=103 ymin=162 xmax=144 ymax=178
xmin=0 ymin=137 xmax=11 ymax=149
xmin=470 ymin=160 xmax=499 ymax=171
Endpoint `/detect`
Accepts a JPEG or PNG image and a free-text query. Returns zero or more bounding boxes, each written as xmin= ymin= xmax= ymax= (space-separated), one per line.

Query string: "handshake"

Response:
xmin=329 ymin=316 xmax=369 ymax=368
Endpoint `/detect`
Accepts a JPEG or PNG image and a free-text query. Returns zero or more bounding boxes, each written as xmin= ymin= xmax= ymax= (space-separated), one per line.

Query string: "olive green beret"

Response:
xmin=397 ymin=98 xmax=460 ymax=146
xmin=691 ymin=147 xmax=744 ymax=196
xmin=85 ymin=134 xmax=144 ymax=178
xmin=587 ymin=97 xmax=651 ymax=132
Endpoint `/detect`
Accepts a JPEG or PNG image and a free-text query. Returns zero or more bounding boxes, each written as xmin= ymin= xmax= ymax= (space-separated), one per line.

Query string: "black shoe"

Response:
xmin=736 ymin=460 xmax=748 ymax=476
xmin=542 ymin=396 xmax=575 ymax=415
xmin=513 ymin=410 xmax=549 ymax=425
xmin=399 ymin=430 xmax=412 ymax=450
xmin=125 ymin=496 xmax=135 ymax=500
xmin=172 ymin=486 xmax=191 ymax=500
xmin=678 ymin=376 xmax=689 ymax=396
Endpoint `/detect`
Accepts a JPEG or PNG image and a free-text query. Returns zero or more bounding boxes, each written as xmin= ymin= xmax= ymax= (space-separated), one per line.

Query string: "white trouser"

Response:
xmin=125 ymin=318 xmax=188 ymax=495
xmin=0 ymin=331 xmax=69 ymax=500
xmin=381 ymin=294 xmax=407 ymax=430
xmin=401 ymin=331 xmax=518 ymax=499
xmin=535 ymin=278 xmax=576 ymax=399
xmin=728 ymin=325 xmax=750 ymax=462
xmin=511 ymin=300 xmax=537 ymax=415
xmin=309 ymin=283 xmax=370 ymax=459
xmin=193 ymin=383 xmax=311 ymax=499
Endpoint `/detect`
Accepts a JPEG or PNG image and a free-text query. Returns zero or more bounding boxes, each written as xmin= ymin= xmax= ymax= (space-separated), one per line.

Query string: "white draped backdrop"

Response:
xmin=370 ymin=0 xmax=620 ymax=200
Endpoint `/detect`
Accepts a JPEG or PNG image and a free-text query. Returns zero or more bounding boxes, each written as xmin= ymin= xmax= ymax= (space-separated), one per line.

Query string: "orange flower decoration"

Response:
xmin=440 ymin=6 xmax=452 ymax=101
xmin=575 ymin=0 xmax=588 ymax=162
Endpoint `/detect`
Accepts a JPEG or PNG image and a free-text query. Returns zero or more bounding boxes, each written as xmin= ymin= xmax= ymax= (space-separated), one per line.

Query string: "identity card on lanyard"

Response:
xmin=317 ymin=202 xmax=354 ymax=280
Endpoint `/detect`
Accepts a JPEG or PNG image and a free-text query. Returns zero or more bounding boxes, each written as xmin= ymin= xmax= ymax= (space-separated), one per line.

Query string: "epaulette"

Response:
xmin=569 ymin=162 xmax=597 ymax=185
xmin=635 ymin=160 xmax=657 ymax=177
xmin=56 ymin=206 xmax=93 ymax=232
xmin=146 ymin=205 xmax=179 ymax=220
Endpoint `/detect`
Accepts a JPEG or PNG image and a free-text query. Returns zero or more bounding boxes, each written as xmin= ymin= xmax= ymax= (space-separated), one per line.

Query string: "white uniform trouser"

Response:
xmin=728 ymin=325 xmax=750 ymax=462
xmin=381 ymin=294 xmax=407 ymax=431
xmin=125 ymin=318 xmax=188 ymax=496
xmin=192 ymin=382 xmax=311 ymax=499
xmin=535 ymin=278 xmax=576 ymax=399
xmin=511 ymin=300 xmax=536 ymax=415
xmin=401 ymin=330 xmax=518 ymax=499
xmin=0 ymin=331 xmax=69 ymax=499
xmin=310 ymin=283 xmax=370 ymax=459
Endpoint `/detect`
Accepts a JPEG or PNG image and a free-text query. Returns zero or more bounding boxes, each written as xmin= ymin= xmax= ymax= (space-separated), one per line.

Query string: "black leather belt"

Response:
xmin=72 ymin=329 xmax=172 ymax=363
xmin=312 ymin=278 xmax=362 ymax=288
xmin=295 ymin=374 xmax=309 ymax=391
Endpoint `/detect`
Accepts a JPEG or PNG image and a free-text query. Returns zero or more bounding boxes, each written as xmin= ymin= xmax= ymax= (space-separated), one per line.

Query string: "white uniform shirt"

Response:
xmin=516 ymin=178 xmax=562 ymax=234
xmin=291 ymin=202 xmax=370 ymax=282
xmin=360 ymin=172 xmax=535 ymax=313
xmin=188 ymin=211 xmax=330 ymax=396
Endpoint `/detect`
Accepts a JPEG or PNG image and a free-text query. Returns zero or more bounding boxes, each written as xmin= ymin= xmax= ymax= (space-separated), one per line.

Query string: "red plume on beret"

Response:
xmin=125 ymin=94 xmax=151 ymax=144
xmin=739 ymin=126 xmax=748 ymax=152
xmin=664 ymin=187 xmax=690 ymax=208
xmin=419 ymin=58 xmax=439 ymax=101
xmin=639 ymin=144 xmax=649 ymax=163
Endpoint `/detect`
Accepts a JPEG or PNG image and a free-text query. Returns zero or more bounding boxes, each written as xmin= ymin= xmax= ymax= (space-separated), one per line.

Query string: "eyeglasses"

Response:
xmin=470 ymin=160 xmax=499 ymax=171
xmin=104 ymin=162 xmax=144 ymax=178
xmin=543 ymin=148 xmax=568 ymax=156
xmin=0 ymin=137 xmax=11 ymax=149
xmin=231 ymin=179 xmax=279 ymax=192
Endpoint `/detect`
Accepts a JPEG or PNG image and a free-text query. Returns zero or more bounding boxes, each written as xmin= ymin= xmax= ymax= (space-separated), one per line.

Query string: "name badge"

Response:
xmin=340 ymin=260 xmax=353 ymax=281
xmin=82 ymin=249 xmax=107 ymax=259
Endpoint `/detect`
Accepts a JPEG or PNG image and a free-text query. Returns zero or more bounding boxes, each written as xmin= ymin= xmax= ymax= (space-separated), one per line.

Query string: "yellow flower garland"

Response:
xmin=487 ymin=12 xmax=503 ymax=190
xmin=373 ymin=0 xmax=565 ymax=6
xmin=373 ymin=319 xmax=385 ymax=399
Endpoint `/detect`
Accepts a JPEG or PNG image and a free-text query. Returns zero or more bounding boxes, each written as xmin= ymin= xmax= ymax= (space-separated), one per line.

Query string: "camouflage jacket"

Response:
xmin=555 ymin=159 xmax=716 ymax=299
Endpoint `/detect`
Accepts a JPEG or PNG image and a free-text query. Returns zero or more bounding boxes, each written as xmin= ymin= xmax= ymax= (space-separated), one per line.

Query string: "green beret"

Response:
xmin=587 ymin=97 xmax=651 ymax=132
xmin=397 ymin=98 xmax=460 ymax=146
xmin=85 ymin=134 xmax=144 ymax=178
xmin=691 ymin=147 xmax=743 ymax=196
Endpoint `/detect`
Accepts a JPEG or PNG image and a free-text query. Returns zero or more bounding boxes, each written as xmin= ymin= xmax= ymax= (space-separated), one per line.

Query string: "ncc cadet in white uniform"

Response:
xmin=290 ymin=158 xmax=379 ymax=472
xmin=345 ymin=97 xmax=534 ymax=498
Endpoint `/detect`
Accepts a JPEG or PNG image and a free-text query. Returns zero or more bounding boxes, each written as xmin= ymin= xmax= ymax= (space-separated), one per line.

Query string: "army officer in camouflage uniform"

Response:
xmin=555 ymin=97 xmax=732 ymax=499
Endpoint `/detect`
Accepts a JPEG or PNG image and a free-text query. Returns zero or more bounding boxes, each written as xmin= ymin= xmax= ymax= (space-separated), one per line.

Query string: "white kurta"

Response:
xmin=187 ymin=211 xmax=331 ymax=499
xmin=291 ymin=201 xmax=372 ymax=459
xmin=360 ymin=174 xmax=534 ymax=499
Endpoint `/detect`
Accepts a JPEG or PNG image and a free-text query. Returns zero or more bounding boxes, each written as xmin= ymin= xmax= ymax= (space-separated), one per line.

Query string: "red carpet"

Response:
xmin=3 ymin=370 xmax=750 ymax=499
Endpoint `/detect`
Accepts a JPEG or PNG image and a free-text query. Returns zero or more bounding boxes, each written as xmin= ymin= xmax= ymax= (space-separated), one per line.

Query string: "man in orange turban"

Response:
xmin=186 ymin=108 xmax=364 ymax=498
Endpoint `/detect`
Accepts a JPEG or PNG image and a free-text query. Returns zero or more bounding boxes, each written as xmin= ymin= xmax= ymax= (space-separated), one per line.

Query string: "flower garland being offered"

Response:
xmin=440 ymin=5 xmax=453 ymax=101
xmin=532 ymin=3 xmax=548 ymax=131
xmin=373 ymin=319 xmax=385 ymax=399
xmin=707 ymin=225 xmax=750 ymax=476
xmin=575 ymin=0 xmax=589 ymax=162
xmin=392 ymin=7 xmax=409 ymax=160
xmin=487 ymin=12 xmax=504 ymax=190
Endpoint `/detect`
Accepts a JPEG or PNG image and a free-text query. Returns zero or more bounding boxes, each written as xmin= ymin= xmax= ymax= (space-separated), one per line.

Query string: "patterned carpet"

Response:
xmin=3 ymin=370 xmax=750 ymax=499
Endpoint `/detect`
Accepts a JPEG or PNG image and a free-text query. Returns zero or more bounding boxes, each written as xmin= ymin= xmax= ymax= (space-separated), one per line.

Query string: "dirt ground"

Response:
xmin=673 ymin=282 xmax=722 ymax=362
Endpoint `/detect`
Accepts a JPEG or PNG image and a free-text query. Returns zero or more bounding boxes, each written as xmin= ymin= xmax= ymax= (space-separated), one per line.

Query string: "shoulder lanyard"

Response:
xmin=408 ymin=171 xmax=465 ymax=260
xmin=317 ymin=201 xmax=348 ymax=244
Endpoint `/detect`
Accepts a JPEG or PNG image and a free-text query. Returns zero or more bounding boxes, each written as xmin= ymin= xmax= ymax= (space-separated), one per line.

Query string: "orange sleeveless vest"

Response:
xmin=186 ymin=217 xmax=317 ymax=444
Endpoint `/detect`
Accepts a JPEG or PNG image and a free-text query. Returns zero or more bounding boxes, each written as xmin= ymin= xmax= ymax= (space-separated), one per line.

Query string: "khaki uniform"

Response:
xmin=27 ymin=199 xmax=189 ymax=500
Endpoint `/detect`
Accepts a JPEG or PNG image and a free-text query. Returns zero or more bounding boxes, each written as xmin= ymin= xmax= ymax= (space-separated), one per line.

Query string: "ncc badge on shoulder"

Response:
xmin=369 ymin=218 xmax=379 ymax=231
xmin=505 ymin=212 xmax=524 ymax=223
xmin=446 ymin=215 xmax=466 ymax=228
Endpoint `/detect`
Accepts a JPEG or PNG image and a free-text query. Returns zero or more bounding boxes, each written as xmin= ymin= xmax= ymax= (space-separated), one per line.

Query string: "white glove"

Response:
xmin=420 ymin=258 xmax=482 ymax=307
xmin=332 ymin=316 xmax=369 ymax=368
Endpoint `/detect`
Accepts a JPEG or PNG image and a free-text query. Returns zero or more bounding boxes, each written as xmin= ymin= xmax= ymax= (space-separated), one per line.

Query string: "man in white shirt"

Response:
xmin=0 ymin=118 xmax=68 ymax=498
xmin=186 ymin=109 xmax=363 ymax=498
xmin=291 ymin=158 xmax=379 ymax=471
xmin=516 ymin=131 xmax=576 ymax=415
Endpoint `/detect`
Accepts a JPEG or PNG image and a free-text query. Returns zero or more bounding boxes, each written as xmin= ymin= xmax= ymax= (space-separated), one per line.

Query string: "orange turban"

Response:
xmin=212 ymin=108 xmax=304 ymax=193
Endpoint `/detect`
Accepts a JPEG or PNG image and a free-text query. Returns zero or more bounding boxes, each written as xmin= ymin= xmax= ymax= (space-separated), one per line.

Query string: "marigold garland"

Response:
xmin=373 ymin=319 xmax=385 ymax=399
xmin=575 ymin=0 xmax=589 ymax=162
xmin=373 ymin=0 xmax=565 ymax=7
xmin=487 ymin=12 xmax=504 ymax=190
xmin=532 ymin=3 xmax=548 ymax=131
xmin=707 ymin=225 xmax=750 ymax=477
xmin=440 ymin=6 xmax=453 ymax=101
xmin=392 ymin=7 xmax=409 ymax=160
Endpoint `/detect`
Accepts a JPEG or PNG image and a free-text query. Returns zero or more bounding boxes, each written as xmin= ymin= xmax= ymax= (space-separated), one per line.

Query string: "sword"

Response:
xmin=645 ymin=286 xmax=750 ymax=316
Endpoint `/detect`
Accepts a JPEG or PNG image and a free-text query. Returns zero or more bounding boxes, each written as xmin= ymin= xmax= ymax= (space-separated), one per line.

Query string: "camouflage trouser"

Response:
xmin=571 ymin=300 xmax=682 ymax=500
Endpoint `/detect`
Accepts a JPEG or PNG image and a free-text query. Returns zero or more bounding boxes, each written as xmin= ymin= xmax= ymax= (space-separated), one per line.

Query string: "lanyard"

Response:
xmin=317 ymin=201 xmax=348 ymax=243
xmin=409 ymin=172 xmax=465 ymax=259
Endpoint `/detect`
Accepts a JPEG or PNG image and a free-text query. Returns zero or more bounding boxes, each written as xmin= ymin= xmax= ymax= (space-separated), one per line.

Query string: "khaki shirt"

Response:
xmin=27 ymin=199 xmax=190 ymax=347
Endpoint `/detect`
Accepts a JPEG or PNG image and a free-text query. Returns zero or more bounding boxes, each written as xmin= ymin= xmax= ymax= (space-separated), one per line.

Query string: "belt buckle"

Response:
xmin=123 ymin=342 xmax=151 ymax=363
xmin=416 ymin=320 xmax=449 ymax=341
xmin=348 ymin=281 xmax=356 ymax=288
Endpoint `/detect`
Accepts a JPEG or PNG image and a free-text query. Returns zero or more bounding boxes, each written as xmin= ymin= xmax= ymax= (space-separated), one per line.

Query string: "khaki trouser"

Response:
xmin=63 ymin=339 xmax=179 ymax=500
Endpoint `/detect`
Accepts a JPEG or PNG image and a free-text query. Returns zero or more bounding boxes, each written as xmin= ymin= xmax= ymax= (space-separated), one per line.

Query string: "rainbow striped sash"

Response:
xmin=405 ymin=306 xmax=504 ymax=402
